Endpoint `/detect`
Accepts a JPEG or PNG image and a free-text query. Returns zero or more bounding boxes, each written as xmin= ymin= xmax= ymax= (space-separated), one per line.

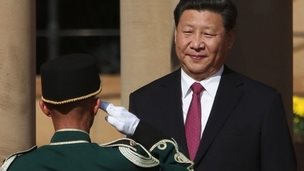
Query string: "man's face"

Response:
xmin=175 ymin=10 xmax=234 ymax=80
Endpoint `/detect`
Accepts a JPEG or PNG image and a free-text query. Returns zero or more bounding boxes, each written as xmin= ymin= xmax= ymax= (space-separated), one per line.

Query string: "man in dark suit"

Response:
xmin=128 ymin=0 xmax=297 ymax=170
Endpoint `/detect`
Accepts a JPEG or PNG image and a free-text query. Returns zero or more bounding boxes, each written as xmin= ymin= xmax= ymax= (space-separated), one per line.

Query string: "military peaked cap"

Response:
xmin=40 ymin=53 xmax=101 ymax=104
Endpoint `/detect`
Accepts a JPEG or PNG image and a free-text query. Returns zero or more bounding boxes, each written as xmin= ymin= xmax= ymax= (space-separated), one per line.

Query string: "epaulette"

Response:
xmin=150 ymin=139 xmax=194 ymax=171
xmin=100 ymin=138 xmax=159 ymax=168
xmin=0 ymin=146 xmax=37 ymax=171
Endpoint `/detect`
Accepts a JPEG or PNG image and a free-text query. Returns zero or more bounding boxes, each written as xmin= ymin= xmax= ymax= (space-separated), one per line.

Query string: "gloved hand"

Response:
xmin=99 ymin=101 xmax=140 ymax=136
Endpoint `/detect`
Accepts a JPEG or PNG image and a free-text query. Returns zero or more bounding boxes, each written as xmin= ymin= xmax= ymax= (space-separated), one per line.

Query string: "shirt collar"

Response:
xmin=181 ymin=66 xmax=223 ymax=98
xmin=51 ymin=129 xmax=91 ymax=143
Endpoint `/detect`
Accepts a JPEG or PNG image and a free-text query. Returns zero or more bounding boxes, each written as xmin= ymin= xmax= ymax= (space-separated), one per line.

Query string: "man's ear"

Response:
xmin=93 ymin=98 xmax=100 ymax=115
xmin=39 ymin=100 xmax=51 ymax=117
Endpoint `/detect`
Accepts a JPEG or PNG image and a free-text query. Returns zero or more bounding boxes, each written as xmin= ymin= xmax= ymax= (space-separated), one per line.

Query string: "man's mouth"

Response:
xmin=188 ymin=54 xmax=206 ymax=60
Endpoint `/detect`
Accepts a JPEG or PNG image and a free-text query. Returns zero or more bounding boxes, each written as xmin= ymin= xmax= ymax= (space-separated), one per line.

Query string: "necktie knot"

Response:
xmin=191 ymin=82 xmax=203 ymax=95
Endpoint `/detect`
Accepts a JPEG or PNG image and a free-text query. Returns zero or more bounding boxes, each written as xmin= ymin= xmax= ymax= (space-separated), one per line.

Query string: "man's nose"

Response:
xmin=190 ymin=34 xmax=204 ymax=50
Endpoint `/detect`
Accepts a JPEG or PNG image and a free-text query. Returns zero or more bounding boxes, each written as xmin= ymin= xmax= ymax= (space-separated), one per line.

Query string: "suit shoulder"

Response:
xmin=1 ymin=146 xmax=37 ymax=171
xmin=241 ymin=75 xmax=279 ymax=95
xmin=100 ymin=138 xmax=159 ymax=168
xmin=226 ymin=68 xmax=280 ymax=95
xmin=131 ymin=69 xmax=180 ymax=95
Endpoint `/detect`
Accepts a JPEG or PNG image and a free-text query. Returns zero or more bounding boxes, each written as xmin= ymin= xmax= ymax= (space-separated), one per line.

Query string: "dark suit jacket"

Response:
xmin=129 ymin=66 xmax=297 ymax=171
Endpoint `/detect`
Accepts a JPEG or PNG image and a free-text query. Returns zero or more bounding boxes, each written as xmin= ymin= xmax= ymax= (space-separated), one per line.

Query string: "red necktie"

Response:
xmin=185 ymin=82 xmax=203 ymax=160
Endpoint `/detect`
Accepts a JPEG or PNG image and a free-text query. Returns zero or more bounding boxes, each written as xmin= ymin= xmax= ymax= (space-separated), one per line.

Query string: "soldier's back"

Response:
xmin=6 ymin=143 xmax=153 ymax=171
xmin=1 ymin=130 xmax=193 ymax=171
xmin=1 ymin=130 xmax=158 ymax=171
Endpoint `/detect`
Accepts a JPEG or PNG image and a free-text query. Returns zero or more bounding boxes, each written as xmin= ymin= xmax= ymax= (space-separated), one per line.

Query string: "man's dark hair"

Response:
xmin=174 ymin=0 xmax=238 ymax=31
xmin=45 ymin=97 xmax=96 ymax=115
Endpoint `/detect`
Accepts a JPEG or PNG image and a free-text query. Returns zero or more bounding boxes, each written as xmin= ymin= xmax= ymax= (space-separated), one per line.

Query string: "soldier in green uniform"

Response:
xmin=0 ymin=53 xmax=193 ymax=171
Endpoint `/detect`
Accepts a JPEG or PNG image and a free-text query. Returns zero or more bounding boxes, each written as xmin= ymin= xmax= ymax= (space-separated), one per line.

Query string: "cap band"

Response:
xmin=41 ymin=85 xmax=102 ymax=105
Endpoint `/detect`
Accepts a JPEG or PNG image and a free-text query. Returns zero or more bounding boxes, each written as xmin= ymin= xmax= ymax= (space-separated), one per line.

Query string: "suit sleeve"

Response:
xmin=129 ymin=92 xmax=170 ymax=149
xmin=132 ymin=121 xmax=169 ymax=149
xmin=260 ymin=93 xmax=297 ymax=171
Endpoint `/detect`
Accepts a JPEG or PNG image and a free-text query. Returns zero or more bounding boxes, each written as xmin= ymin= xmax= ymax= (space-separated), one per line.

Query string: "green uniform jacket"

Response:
xmin=1 ymin=129 xmax=193 ymax=171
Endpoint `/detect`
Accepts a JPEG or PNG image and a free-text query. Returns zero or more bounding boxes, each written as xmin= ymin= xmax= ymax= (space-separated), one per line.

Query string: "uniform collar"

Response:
xmin=50 ymin=129 xmax=91 ymax=144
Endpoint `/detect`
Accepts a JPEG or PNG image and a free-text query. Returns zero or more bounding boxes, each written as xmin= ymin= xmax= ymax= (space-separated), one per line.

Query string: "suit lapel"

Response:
xmin=195 ymin=67 xmax=244 ymax=163
xmin=161 ymin=69 xmax=189 ymax=154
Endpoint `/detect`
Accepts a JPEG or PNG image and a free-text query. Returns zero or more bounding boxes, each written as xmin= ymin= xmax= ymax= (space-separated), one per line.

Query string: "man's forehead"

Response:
xmin=178 ymin=10 xmax=224 ymax=29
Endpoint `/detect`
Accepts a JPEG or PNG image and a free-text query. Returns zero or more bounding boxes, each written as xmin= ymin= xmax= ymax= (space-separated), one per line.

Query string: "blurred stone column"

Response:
xmin=120 ymin=0 xmax=178 ymax=106
xmin=0 ymin=0 xmax=36 ymax=160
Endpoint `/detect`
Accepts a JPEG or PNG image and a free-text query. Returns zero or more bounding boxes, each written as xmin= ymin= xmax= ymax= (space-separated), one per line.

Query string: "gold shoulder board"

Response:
xmin=150 ymin=139 xmax=194 ymax=171
xmin=100 ymin=138 xmax=159 ymax=168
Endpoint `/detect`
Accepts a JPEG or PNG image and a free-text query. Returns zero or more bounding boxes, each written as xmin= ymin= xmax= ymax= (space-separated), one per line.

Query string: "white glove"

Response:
xmin=99 ymin=101 xmax=140 ymax=136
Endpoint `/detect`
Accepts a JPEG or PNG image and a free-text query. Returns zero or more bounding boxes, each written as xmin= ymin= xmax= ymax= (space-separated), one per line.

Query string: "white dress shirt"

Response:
xmin=181 ymin=66 xmax=223 ymax=138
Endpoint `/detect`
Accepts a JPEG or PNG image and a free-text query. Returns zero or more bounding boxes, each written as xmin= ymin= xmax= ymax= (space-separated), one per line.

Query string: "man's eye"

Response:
xmin=204 ymin=33 xmax=215 ymax=37
xmin=183 ymin=31 xmax=193 ymax=34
